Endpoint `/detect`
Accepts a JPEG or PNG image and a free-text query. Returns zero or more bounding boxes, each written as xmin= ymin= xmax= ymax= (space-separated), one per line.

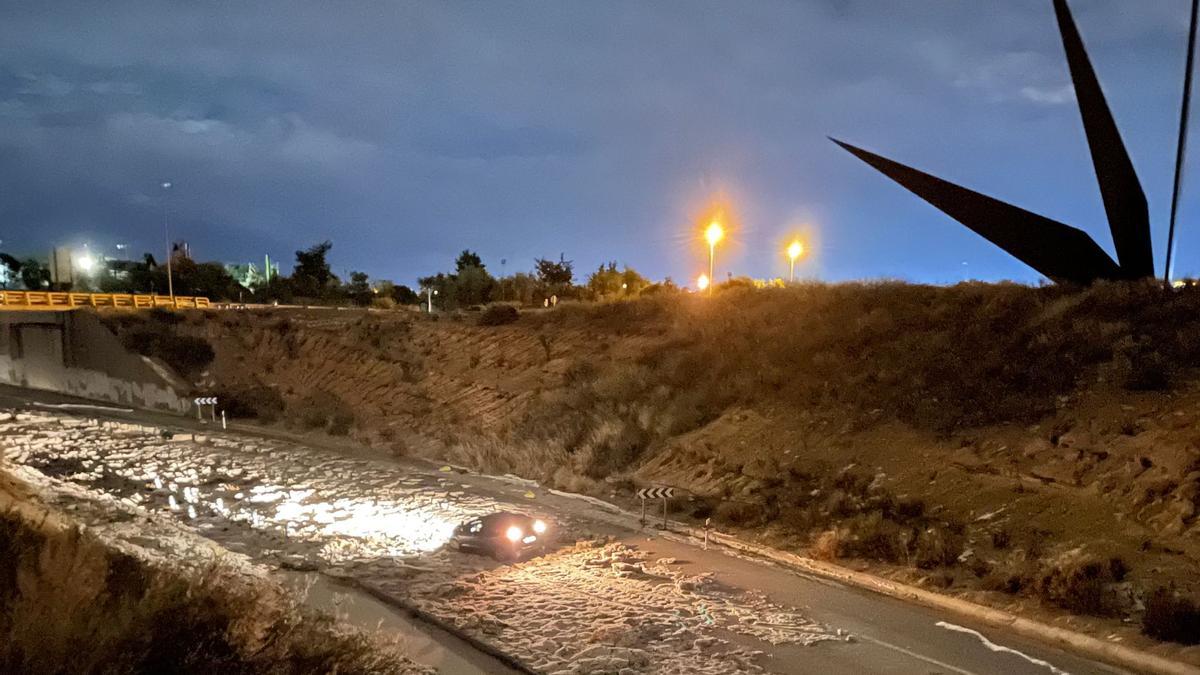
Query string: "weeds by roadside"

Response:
xmin=0 ymin=505 xmax=421 ymax=675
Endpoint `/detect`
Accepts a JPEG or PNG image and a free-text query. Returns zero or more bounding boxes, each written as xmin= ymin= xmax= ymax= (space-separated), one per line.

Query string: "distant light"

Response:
xmin=76 ymin=253 xmax=96 ymax=273
xmin=505 ymin=525 xmax=523 ymax=542
xmin=787 ymin=240 xmax=804 ymax=261
xmin=161 ymin=182 xmax=172 ymax=189
xmin=697 ymin=274 xmax=711 ymax=291
xmin=532 ymin=519 xmax=547 ymax=534
xmin=705 ymin=222 xmax=724 ymax=247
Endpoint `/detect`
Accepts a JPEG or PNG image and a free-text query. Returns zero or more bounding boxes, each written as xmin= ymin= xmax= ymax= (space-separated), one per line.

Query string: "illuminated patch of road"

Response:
xmin=2 ymin=413 xmax=483 ymax=563
xmin=359 ymin=541 xmax=844 ymax=674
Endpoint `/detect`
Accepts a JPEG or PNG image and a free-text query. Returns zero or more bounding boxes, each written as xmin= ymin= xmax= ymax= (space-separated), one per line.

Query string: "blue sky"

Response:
xmin=1 ymin=0 xmax=1197 ymax=287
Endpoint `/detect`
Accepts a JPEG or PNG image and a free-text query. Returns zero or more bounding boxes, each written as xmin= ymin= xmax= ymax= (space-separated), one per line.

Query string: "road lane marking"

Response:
xmin=857 ymin=635 xmax=980 ymax=675
xmin=936 ymin=621 xmax=1071 ymax=675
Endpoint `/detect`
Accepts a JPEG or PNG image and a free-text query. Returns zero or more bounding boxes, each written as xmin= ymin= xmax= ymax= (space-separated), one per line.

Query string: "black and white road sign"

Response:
xmin=637 ymin=486 xmax=674 ymax=500
xmin=194 ymin=396 xmax=218 ymax=405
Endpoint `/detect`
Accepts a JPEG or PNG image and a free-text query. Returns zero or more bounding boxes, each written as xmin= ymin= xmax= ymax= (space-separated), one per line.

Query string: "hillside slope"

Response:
xmin=118 ymin=281 xmax=1200 ymax=650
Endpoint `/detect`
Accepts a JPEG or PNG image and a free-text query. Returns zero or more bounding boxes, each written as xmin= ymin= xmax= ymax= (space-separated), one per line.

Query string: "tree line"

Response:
xmin=416 ymin=250 xmax=676 ymax=309
xmin=0 ymin=242 xmax=673 ymax=308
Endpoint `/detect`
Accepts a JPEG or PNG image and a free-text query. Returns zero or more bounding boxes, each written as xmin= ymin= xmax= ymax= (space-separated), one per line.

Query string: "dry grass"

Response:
xmin=478 ymin=304 xmax=520 ymax=326
xmin=103 ymin=310 xmax=216 ymax=380
xmin=978 ymin=549 xmax=1131 ymax=617
xmin=533 ymin=280 xmax=1200 ymax=436
xmin=0 ymin=506 xmax=418 ymax=675
xmin=291 ymin=390 xmax=356 ymax=435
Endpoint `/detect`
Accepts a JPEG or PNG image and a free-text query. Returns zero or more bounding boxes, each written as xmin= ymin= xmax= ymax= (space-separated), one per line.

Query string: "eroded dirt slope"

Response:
xmin=115 ymin=281 xmax=1200 ymax=648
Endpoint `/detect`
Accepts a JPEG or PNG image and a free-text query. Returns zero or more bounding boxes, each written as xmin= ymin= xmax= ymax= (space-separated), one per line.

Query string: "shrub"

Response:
xmin=118 ymin=326 xmax=215 ymax=379
xmin=714 ymin=500 xmax=768 ymax=527
xmin=290 ymin=391 xmax=356 ymax=435
xmin=216 ymin=385 xmax=286 ymax=423
xmin=1031 ymin=554 xmax=1128 ymax=617
xmin=478 ymin=304 xmax=519 ymax=326
xmin=913 ymin=525 xmax=965 ymax=569
xmin=0 ymin=508 xmax=418 ymax=674
xmin=991 ymin=528 xmax=1011 ymax=550
xmin=1142 ymin=587 xmax=1200 ymax=645
xmin=578 ymin=421 xmax=649 ymax=479
xmin=837 ymin=513 xmax=909 ymax=564
xmin=811 ymin=529 xmax=841 ymax=561
xmin=146 ymin=307 xmax=184 ymax=325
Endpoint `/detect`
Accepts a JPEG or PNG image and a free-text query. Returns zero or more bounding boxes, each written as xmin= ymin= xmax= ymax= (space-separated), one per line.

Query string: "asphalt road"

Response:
xmin=0 ymin=384 xmax=1136 ymax=674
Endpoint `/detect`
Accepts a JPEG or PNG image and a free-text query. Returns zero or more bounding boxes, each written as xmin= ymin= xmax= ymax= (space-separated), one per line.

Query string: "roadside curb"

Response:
xmin=550 ymin=488 xmax=1198 ymax=675
xmin=678 ymin=528 xmax=1196 ymax=675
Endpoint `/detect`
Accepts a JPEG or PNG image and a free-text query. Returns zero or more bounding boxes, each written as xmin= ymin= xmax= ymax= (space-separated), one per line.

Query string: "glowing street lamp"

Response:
xmin=161 ymin=181 xmax=175 ymax=305
xmin=697 ymin=273 xmax=711 ymax=292
xmin=786 ymin=240 xmax=804 ymax=283
xmin=704 ymin=221 xmax=723 ymax=296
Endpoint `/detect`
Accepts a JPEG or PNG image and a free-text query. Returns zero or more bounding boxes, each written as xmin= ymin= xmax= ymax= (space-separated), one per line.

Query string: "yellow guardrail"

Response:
xmin=0 ymin=291 xmax=211 ymax=311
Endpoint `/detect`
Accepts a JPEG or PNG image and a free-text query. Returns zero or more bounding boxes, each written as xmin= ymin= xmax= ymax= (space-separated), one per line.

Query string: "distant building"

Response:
xmin=225 ymin=255 xmax=279 ymax=289
xmin=105 ymin=258 xmax=150 ymax=282
xmin=49 ymin=247 xmax=75 ymax=286
xmin=171 ymin=240 xmax=191 ymax=261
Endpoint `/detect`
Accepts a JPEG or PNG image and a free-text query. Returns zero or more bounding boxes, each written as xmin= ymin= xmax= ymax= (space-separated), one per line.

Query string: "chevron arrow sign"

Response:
xmin=194 ymin=397 xmax=218 ymax=405
xmin=636 ymin=487 xmax=674 ymax=500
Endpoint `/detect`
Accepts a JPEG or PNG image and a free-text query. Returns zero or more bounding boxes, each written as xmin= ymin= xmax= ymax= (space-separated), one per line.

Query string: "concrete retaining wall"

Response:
xmin=0 ymin=311 xmax=189 ymax=413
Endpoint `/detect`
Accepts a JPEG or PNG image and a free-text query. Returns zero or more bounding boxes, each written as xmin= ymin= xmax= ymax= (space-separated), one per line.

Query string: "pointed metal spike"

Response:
xmin=832 ymin=138 xmax=1122 ymax=284
xmin=1053 ymin=0 xmax=1153 ymax=278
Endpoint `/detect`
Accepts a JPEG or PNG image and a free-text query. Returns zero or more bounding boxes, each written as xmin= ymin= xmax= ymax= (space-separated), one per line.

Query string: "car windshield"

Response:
xmin=479 ymin=515 xmax=523 ymax=534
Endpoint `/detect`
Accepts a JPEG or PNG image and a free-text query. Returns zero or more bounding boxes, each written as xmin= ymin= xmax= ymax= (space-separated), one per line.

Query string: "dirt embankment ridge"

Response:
xmin=122 ymin=280 xmax=1200 ymax=651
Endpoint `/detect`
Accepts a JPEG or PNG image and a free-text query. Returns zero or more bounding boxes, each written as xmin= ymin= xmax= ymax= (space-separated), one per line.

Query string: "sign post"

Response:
xmin=636 ymin=487 xmax=674 ymax=530
xmin=194 ymin=397 xmax=218 ymax=423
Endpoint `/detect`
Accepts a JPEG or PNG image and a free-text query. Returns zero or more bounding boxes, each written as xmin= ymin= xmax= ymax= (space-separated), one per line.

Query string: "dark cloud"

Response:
xmin=1 ymin=0 xmax=1197 ymax=285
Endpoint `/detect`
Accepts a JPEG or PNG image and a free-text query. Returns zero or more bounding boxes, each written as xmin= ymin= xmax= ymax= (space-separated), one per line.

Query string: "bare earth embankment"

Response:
xmin=113 ymin=280 xmax=1200 ymax=658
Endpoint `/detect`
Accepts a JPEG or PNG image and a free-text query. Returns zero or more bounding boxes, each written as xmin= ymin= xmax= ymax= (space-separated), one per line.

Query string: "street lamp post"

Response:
xmin=787 ymin=240 xmax=804 ymax=283
xmin=426 ymin=287 xmax=438 ymax=313
xmin=704 ymin=221 xmax=724 ymax=296
xmin=161 ymin=181 xmax=175 ymax=305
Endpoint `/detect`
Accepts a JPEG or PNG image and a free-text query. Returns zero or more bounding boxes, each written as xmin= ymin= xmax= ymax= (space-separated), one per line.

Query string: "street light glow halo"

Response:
xmin=788 ymin=240 xmax=804 ymax=261
xmin=705 ymin=222 xmax=724 ymax=247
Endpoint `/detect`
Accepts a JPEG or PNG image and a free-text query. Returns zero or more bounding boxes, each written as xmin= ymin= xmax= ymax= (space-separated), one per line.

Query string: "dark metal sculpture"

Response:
xmin=834 ymin=0 xmax=1153 ymax=283
xmin=1165 ymin=0 xmax=1200 ymax=284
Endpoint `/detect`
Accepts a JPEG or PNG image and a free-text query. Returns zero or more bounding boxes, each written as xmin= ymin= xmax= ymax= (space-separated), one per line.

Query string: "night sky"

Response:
xmin=2 ymin=0 xmax=1197 ymax=287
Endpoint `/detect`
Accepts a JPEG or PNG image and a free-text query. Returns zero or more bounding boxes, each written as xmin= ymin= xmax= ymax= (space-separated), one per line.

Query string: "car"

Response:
xmin=452 ymin=511 xmax=550 ymax=560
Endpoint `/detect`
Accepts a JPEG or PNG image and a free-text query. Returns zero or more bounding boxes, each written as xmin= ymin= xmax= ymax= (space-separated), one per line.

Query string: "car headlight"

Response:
xmin=532 ymin=519 xmax=547 ymax=534
xmin=505 ymin=525 xmax=523 ymax=542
